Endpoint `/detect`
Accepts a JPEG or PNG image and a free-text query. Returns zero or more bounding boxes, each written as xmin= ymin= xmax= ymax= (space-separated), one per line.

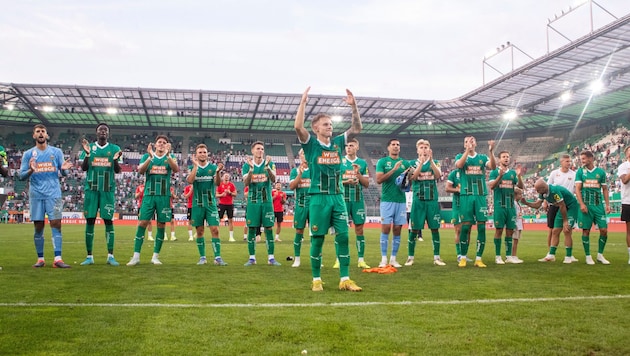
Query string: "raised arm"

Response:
xmin=487 ymin=140 xmax=496 ymax=170
xmin=294 ymin=87 xmax=310 ymax=143
xmin=343 ymin=89 xmax=362 ymax=141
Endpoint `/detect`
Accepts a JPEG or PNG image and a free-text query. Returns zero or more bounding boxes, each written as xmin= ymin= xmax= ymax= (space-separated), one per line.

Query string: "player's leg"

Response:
xmin=263 ymin=203 xmax=279 ymax=265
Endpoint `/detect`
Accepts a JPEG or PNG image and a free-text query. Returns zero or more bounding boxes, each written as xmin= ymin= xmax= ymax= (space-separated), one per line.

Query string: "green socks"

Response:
xmin=133 ymin=226 xmax=147 ymax=253
xmin=85 ymin=224 xmax=95 ymax=255
xmin=196 ymin=237 xmax=206 ymax=257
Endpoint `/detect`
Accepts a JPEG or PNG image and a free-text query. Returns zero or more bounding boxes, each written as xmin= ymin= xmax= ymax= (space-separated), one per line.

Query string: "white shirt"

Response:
xmin=547 ymin=168 xmax=576 ymax=193
xmin=617 ymin=161 xmax=630 ymax=204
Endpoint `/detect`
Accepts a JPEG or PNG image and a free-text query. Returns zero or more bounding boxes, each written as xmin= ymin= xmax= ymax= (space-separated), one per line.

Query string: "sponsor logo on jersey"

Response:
xmin=317 ymin=151 xmax=340 ymax=165
xmin=35 ymin=161 xmax=56 ymax=173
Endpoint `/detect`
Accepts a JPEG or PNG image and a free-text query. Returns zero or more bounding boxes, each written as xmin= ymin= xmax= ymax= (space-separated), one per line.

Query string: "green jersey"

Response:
xmin=290 ymin=167 xmax=311 ymax=208
xmin=301 ymin=134 xmax=345 ymax=195
xmin=341 ymin=155 xmax=368 ymax=202
xmin=447 ymin=169 xmax=461 ymax=209
xmin=489 ymin=168 xmax=519 ymax=209
xmin=191 ymin=162 xmax=219 ymax=208
xmin=79 ymin=142 xmax=122 ymax=192
xmin=242 ymin=160 xmax=275 ymax=204
xmin=455 ymin=153 xmax=489 ymax=196
xmin=376 ymin=156 xmax=411 ymax=203
xmin=410 ymin=158 xmax=440 ymax=201
xmin=539 ymin=184 xmax=578 ymax=210
xmin=575 ymin=167 xmax=607 ymax=205
xmin=140 ymin=153 xmax=175 ymax=196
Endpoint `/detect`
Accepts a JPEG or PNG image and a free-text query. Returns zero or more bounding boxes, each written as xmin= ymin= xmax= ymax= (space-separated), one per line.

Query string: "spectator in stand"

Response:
xmin=217 ymin=173 xmax=237 ymax=242
xmin=272 ymin=182 xmax=287 ymax=242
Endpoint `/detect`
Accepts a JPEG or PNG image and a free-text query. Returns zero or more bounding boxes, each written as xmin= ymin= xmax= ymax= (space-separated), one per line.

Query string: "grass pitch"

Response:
xmin=0 ymin=223 xmax=629 ymax=355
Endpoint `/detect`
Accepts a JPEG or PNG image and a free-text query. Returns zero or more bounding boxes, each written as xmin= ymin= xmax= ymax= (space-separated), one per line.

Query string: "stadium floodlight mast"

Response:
xmin=482 ymin=41 xmax=534 ymax=85
xmin=546 ymin=0 xmax=618 ymax=54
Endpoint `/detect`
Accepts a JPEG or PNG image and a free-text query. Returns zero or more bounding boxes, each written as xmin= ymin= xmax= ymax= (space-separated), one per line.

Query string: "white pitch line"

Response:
xmin=0 ymin=294 xmax=629 ymax=308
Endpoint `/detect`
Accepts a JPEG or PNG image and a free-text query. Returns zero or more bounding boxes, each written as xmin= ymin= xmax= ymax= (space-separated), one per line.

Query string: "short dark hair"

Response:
xmin=155 ymin=135 xmax=170 ymax=143
xmin=96 ymin=122 xmax=109 ymax=131
xmin=33 ymin=124 xmax=47 ymax=132
xmin=251 ymin=141 xmax=264 ymax=149
xmin=387 ymin=138 xmax=399 ymax=147
xmin=580 ymin=150 xmax=594 ymax=159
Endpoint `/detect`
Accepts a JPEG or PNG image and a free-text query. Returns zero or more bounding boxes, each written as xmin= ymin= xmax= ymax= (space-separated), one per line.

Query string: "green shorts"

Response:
xmin=577 ymin=204 xmax=608 ymax=230
xmin=451 ymin=197 xmax=461 ymax=225
xmin=410 ymin=199 xmax=441 ymax=230
xmin=309 ymin=194 xmax=348 ymax=236
xmin=345 ymin=199 xmax=366 ymax=225
xmin=191 ymin=204 xmax=219 ymax=227
xmin=552 ymin=205 xmax=578 ymax=229
xmin=246 ymin=202 xmax=274 ymax=228
xmin=139 ymin=196 xmax=172 ymax=223
xmin=493 ymin=205 xmax=517 ymax=230
xmin=459 ymin=195 xmax=489 ymax=223
xmin=83 ymin=190 xmax=116 ymax=220
xmin=293 ymin=200 xmax=310 ymax=229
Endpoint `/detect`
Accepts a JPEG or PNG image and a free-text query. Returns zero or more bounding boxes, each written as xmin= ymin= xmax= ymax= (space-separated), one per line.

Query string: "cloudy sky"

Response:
xmin=1 ymin=0 xmax=628 ymax=100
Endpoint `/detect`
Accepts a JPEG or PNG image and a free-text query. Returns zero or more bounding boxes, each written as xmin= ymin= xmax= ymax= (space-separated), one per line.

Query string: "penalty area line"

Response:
xmin=0 ymin=294 xmax=629 ymax=308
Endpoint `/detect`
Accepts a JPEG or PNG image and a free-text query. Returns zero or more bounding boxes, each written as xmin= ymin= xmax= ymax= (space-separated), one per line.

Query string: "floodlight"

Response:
xmin=590 ymin=79 xmax=604 ymax=93
xmin=560 ymin=91 xmax=572 ymax=101
xmin=106 ymin=108 xmax=118 ymax=115
xmin=503 ymin=110 xmax=518 ymax=120
xmin=42 ymin=106 xmax=54 ymax=112
xmin=331 ymin=115 xmax=342 ymax=122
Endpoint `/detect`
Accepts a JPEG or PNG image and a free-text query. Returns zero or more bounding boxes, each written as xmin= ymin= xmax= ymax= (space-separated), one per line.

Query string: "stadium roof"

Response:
xmin=1 ymin=13 xmax=630 ymax=138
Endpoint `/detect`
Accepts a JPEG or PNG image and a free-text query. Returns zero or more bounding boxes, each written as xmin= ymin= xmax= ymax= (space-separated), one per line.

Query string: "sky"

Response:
xmin=1 ymin=0 xmax=629 ymax=100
